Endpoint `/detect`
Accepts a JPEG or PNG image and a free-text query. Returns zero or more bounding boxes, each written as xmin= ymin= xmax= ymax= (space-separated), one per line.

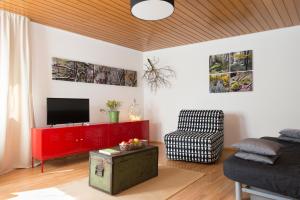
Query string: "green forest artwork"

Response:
xmin=52 ymin=58 xmax=137 ymax=87
xmin=209 ymin=50 xmax=253 ymax=93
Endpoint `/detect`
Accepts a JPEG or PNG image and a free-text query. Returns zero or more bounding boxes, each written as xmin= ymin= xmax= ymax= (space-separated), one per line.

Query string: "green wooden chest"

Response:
xmin=89 ymin=145 xmax=158 ymax=195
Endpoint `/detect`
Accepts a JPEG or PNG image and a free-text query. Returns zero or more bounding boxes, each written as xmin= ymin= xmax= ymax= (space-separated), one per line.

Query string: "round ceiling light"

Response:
xmin=131 ymin=0 xmax=175 ymax=21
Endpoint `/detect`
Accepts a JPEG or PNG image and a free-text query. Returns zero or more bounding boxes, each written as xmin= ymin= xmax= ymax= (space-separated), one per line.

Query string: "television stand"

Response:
xmin=32 ymin=120 xmax=149 ymax=172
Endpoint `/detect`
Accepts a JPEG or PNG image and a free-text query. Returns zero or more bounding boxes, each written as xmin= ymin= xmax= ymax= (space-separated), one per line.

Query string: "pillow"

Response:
xmin=234 ymin=151 xmax=279 ymax=165
xmin=279 ymin=129 xmax=300 ymax=139
xmin=278 ymin=135 xmax=300 ymax=143
xmin=232 ymin=138 xmax=282 ymax=156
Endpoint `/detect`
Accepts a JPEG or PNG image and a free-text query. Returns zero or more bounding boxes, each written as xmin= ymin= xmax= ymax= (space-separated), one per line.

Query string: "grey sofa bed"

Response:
xmin=224 ymin=137 xmax=300 ymax=200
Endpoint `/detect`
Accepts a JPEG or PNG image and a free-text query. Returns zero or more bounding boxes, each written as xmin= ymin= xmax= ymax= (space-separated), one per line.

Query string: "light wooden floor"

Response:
xmin=0 ymin=143 xmax=247 ymax=200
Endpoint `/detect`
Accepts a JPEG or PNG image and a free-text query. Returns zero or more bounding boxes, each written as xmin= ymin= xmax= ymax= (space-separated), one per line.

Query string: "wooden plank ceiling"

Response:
xmin=0 ymin=0 xmax=299 ymax=51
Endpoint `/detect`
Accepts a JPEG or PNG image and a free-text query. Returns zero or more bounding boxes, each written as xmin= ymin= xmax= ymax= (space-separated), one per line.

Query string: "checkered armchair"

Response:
xmin=164 ymin=110 xmax=224 ymax=163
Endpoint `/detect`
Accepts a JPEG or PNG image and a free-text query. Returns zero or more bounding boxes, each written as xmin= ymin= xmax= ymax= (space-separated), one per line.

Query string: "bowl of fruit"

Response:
xmin=119 ymin=138 xmax=143 ymax=151
xmin=119 ymin=141 xmax=131 ymax=151
xmin=140 ymin=139 xmax=148 ymax=146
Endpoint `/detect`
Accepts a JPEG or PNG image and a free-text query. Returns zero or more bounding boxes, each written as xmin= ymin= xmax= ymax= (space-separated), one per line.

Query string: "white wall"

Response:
xmin=143 ymin=26 xmax=300 ymax=146
xmin=30 ymin=22 xmax=300 ymax=145
xmin=30 ymin=22 xmax=143 ymax=127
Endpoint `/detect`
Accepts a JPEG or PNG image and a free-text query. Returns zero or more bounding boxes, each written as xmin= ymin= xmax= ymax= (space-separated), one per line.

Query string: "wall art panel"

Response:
xmin=52 ymin=57 xmax=137 ymax=87
xmin=209 ymin=50 xmax=253 ymax=93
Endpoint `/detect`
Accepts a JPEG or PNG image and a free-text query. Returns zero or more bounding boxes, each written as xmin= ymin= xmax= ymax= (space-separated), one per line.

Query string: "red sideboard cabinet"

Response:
xmin=32 ymin=120 xmax=149 ymax=172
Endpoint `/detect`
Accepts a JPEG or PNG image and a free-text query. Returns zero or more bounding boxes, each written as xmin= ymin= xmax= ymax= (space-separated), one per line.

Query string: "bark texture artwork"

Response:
xmin=209 ymin=50 xmax=253 ymax=93
xmin=143 ymin=57 xmax=175 ymax=93
xmin=52 ymin=58 xmax=137 ymax=87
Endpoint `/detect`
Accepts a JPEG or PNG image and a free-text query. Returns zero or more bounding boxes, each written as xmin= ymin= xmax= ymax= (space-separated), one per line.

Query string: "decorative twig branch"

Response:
xmin=143 ymin=57 xmax=175 ymax=93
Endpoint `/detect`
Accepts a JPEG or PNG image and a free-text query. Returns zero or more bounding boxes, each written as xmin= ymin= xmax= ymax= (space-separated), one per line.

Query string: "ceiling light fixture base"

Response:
xmin=131 ymin=0 xmax=175 ymax=21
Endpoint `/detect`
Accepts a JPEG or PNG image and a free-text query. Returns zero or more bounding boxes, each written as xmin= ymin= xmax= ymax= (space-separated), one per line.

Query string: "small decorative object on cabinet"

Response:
xmin=31 ymin=120 xmax=149 ymax=172
xmin=101 ymin=100 xmax=121 ymax=123
xmin=128 ymin=99 xmax=141 ymax=121
xmin=143 ymin=57 xmax=175 ymax=93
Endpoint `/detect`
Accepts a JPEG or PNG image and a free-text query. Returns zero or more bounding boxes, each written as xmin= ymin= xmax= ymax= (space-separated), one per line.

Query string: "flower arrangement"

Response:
xmin=106 ymin=100 xmax=121 ymax=111
xmin=100 ymin=100 xmax=121 ymax=112
xmin=100 ymin=100 xmax=121 ymax=123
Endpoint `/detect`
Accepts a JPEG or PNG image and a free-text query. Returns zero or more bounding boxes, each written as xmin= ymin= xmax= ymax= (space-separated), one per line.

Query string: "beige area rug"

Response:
xmin=10 ymin=166 xmax=204 ymax=200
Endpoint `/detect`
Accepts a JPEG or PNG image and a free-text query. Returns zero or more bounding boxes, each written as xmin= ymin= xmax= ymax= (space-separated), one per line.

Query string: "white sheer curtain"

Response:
xmin=0 ymin=10 xmax=33 ymax=175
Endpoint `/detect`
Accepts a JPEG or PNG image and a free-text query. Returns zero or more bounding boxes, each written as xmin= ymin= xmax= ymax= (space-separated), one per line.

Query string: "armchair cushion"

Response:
xmin=164 ymin=130 xmax=223 ymax=163
xmin=177 ymin=110 xmax=224 ymax=132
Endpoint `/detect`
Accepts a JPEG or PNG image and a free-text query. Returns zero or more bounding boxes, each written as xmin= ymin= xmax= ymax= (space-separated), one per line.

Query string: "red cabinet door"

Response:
xmin=42 ymin=127 xmax=79 ymax=159
xmin=79 ymin=125 xmax=109 ymax=151
xmin=107 ymin=122 xmax=132 ymax=146
xmin=131 ymin=121 xmax=149 ymax=140
xmin=97 ymin=125 xmax=110 ymax=149
xmin=130 ymin=121 xmax=143 ymax=139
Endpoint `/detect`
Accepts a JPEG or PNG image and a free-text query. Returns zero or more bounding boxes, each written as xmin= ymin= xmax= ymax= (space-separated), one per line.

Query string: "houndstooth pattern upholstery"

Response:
xmin=177 ymin=110 xmax=224 ymax=132
xmin=164 ymin=110 xmax=224 ymax=163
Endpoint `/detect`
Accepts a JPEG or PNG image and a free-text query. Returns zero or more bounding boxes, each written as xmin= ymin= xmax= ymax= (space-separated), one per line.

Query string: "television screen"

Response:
xmin=47 ymin=98 xmax=89 ymax=125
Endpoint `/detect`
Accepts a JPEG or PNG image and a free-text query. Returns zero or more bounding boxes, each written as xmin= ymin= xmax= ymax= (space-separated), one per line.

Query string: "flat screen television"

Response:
xmin=47 ymin=98 xmax=89 ymax=125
